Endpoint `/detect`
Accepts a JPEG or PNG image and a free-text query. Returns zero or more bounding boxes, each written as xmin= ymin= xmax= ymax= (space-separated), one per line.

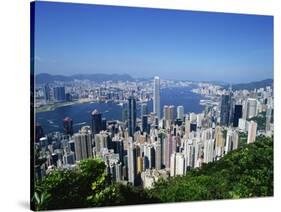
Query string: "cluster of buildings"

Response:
xmin=35 ymin=76 xmax=274 ymax=189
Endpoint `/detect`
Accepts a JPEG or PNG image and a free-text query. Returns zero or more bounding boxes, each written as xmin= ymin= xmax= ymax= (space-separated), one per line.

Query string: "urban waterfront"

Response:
xmin=32 ymin=2 xmax=274 ymax=210
xmin=36 ymin=87 xmax=205 ymax=133
xmin=34 ymin=74 xmax=274 ymax=189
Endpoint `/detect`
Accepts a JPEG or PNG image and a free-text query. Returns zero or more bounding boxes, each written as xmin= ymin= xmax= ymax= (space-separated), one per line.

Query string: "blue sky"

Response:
xmin=34 ymin=1 xmax=273 ymax=83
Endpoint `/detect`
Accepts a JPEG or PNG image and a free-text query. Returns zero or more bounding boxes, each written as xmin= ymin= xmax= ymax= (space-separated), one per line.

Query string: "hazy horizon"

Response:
xmin=34 ymin=2 xmax=273 ymax=84
xmin=36 ymin=72 xmax=274 ymax=85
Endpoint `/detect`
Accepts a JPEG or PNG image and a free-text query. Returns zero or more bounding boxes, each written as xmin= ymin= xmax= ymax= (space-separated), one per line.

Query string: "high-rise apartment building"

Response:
xmin=246 ymin=98 xmax=257 ymax=119
xmin=177 ymin=105 xmax=184 ymax=121
xmin=153 ymin=76 xmax=160 ymax=119
xmin=73 ymin=126 xmax=92 ymax=161
xmin=170 ymin=153 xmax=185 ymax=177
xmin=214 ymin=126 xmax=224 ymax=158
xmin=247 ymin=121 xmax=257 ymax=144
xmin=127 ymin=138 xmax=136 ymax=185
xmin=225 ymin=129 xmax=239 ymax=154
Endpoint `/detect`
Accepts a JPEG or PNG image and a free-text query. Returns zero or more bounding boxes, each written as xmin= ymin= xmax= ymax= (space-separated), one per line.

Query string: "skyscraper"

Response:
xmin=225 ymin=129 xmax=239 ymax=154
xmin=128 ymin=96 xmax=136 ymax=137
xmin=177 ymin=105 xmax=184 ymax=121
xmin=184 ymin=139 xmax=195 ymax=170
xmin=163 ymin=105 xmax=175 ymax=126
xmin=137 ymin=156 xmax=144 ymax=174
xmin=44 ymin=83 xmax=51 ymax=102
xmin=155 ymin=142 xmax=162 ymax=170
xmin=175 ymin=153 xmax=185 ymax=176
xmin=141 ymin=115 xmax=148 ymax=133
xmin=203 ymin=139 xmax=215 ymax=163
xmin=63 ymin=148 xmax=75 ymax=165
xmin=127 ymin=138 xmax=136 ymax=185
xmin=112 ymin=136 xmax=124 ymax=164
xmin=265 ymin=107 xmax=273 ymax=133
xmin=91 ymin=110 xmax=102 ymax=135
xmin=101 ymin=118 xmax=107 ymax=131
xmin=94 ymin=132 xmax=109 ymax=154
xmin=143 ymin=143 xmax=155 ymax=169
xmin=247 ymin=121 xmax=257 ymax=144
xmin=220 ymin=94 xmax=231 ymax=126
xmin=165 ymin=132 xmax=173 ymax=168
xmin=233 ymin=105 xmax=243 ymax=127
xmin=169 ymin=105 xmax=175 ymax=122
xmin=153 ymin=76 xmax=160 ymax=119
xmin=140 ymin=103 xmax=148 ymax=117
xmin=73 ymin=126 xmax=92 ymax=161
xmin=246 ymin=98 xmax=257 ymax=119
xmin=215 ymin=126 xmax=225 ymax=158
xmin=170 ymin=153 xmax=176 ymax=177
xmin=63 ymin=117 xmax=73 ymax=135
xmin=184 ymin=116 xmax=190 ymax=138
xmin=35 ymin=123 xmax=44 ymax=143
xmin=53 ymin=86 xmax=66 ymax=102
xmin=170 ymin=153 xmax=185 ymax=177
xmin=163 ymin=105 xmax=169 ymax=121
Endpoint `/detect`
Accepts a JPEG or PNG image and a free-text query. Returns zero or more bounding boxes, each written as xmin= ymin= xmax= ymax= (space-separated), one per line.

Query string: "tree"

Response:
xmin=34 ymin=158 xmax=108 ymax=210
xmin=33 ymin=137 xmax=273 ymax=210
xmin=150 ymin=136 xmax=273 ymax=202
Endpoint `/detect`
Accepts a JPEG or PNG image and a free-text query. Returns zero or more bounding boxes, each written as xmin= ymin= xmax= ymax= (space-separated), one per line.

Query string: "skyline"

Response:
xmin=36 ymin=72 xmax=273 ymax=85
xmin=34 ymin=2 xmax=273 ymax=83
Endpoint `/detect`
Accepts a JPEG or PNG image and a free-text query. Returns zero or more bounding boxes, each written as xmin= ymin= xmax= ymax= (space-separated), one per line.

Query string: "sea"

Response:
xmin=36 ymin=87 xmax=205 ymax=134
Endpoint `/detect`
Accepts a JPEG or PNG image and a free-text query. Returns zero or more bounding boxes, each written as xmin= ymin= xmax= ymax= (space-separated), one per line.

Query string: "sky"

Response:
xmin=33 ymin=1 xmax=273 ymax=83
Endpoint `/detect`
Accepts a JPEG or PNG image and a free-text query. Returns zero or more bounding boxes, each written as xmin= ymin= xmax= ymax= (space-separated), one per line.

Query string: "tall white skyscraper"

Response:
xmin=154 ymin=142 xmax=162 ymax=170
xmin=170 ymin=153 xmax=176 ymax=177
xmin=153 ymin=76 xmax=160 ymax=119
xmin=246 ymin=98 xmax=257 ymax=119
xmin=177 ymin=105 xmax=184 ymax=121
xmin=247 ymin=121 xmax=257 ymax=144
xmin=184 ymin=139 xmax=195 ymax=170
xmin=225 ymin=130 xmax=239 ymax=154
xmin=203 ymin=139 xmax=215 ymax=163
xmin=127 ymin=138 xmax=136 ymax=185
xmin=170 ymin=153 xmax=185 ymax=177
xmin=175 ymin=153 xmax=185 ymax=176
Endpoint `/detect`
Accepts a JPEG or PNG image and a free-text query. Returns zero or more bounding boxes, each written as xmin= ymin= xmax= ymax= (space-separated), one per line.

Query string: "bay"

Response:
xmin=36 ymin=87 xmax=204 ymax=134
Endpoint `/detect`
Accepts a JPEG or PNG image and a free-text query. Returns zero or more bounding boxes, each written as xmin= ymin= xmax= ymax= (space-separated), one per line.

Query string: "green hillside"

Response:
xmin=32 ymin=136 xmax=273 ymax=210
xmin=150 ymin=136 xmax=273 ymax=202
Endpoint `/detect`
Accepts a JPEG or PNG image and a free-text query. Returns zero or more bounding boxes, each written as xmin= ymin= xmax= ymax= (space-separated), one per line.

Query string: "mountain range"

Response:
xmin=223 ymin=79 xmax=273 ymax=91
xmin=36 ymin=73 xmax=273 ymax=91
xmin=35 ymin=73 xmax=134 ymax=84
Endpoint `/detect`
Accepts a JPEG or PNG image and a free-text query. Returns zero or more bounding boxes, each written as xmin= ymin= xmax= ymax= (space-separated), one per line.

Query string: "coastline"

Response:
xmin=35 ymin=98 xmax=94 ymax=113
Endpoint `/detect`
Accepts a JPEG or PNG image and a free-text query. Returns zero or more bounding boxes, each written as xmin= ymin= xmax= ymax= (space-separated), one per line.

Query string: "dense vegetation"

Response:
xmin=151 ymin=136 xmax=273 ymax=202
xmin=32 ymin=136 xmax=273 ymax=210
xmin=32 ymin=158 xmax=157 ymax=210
